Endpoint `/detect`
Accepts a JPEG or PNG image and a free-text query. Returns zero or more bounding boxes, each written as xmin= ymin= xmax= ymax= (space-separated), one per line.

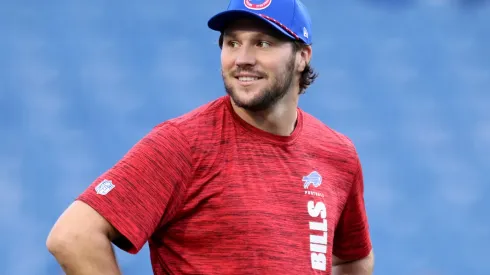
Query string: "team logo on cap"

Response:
xmin=244 ymin=0 xmax=272 ymax=10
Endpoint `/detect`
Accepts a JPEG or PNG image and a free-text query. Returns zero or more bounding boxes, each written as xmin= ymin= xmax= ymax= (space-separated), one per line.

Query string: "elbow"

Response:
xmin=46 ymin=223 xmax=85 ymax=257
xmin=46 ymin=227 xmax=71 ymax=256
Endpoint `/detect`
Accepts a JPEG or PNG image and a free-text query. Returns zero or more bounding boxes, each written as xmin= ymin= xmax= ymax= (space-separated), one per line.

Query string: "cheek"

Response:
xmin=263 ymin=55 xmax=291 ymax=73
xmin=221 ymin=52 xmax=234 ymax=70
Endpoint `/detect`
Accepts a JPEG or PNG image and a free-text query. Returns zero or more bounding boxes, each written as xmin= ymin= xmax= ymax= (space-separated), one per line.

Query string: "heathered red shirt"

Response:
xmin=77 ymin=95 xmax=372 ymax=275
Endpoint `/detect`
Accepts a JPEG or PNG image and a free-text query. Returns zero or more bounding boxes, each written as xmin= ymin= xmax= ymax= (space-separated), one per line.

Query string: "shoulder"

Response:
xmin=147 ymin=96 xmax=230 ymax=149
xmin=301 ymin=110 xmax=358 ymax=155
xmin=300 ymin=110 xmax=361 ymax=180
xmin=300 ymin=110 xmax=363 ymax=193
xmin=153 ymin=96 xmax=228 ymax=133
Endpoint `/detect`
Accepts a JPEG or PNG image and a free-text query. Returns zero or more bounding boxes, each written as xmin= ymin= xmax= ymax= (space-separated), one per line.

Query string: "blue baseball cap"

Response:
xmin=208 ymin=0 xmax=313 ymax=45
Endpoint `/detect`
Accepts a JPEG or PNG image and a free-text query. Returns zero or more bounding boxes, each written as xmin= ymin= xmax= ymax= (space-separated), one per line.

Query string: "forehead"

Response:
xmin=223 ymin=18 xmax=289 ymax=40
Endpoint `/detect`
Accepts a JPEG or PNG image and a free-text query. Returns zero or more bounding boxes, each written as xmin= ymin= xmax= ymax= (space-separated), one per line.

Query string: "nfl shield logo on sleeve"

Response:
xmin=95 ymin=179 xmax=115 ymax=195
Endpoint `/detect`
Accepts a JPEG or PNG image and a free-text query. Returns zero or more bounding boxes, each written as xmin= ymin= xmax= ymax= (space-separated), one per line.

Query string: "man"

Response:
xmin=46 ymin=0 xmax=374 ymax=274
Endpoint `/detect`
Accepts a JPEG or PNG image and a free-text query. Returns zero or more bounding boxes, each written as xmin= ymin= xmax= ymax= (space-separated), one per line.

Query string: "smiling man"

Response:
xmin=46 ymin=0 xmax=374 ymax=274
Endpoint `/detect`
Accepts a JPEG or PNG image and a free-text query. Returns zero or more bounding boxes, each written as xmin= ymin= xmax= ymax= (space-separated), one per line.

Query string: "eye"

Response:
xmin=257 ymin=41 xmax=271 ymax=48
xmin=227 ymin=41 xmax=240 ymax=48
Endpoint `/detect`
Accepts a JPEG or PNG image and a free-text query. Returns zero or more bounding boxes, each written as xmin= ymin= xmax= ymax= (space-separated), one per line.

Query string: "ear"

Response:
xmin=297 ymin=45 xmax=312 ymax=72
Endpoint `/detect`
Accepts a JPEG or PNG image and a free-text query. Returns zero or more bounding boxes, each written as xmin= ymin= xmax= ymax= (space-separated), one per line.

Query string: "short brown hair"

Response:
xmin=292 ymin=41 xmax=318 ymax=94
xmin=218 ymin=34 xmax=318 ymax=94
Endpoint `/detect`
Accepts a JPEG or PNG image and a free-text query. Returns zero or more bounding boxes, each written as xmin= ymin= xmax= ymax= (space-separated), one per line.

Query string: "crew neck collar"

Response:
xmin=224 ymin=96 xmax=303 ymax=146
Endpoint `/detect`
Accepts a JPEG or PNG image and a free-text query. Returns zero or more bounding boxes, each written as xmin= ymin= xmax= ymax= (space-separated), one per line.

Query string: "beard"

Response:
xmin=222 ymin=55 xmax=296 ymax=112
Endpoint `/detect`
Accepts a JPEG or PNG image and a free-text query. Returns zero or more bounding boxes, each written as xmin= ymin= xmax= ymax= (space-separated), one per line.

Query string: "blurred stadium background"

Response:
xmin=1 ymin=0 xmax=489 ymax=274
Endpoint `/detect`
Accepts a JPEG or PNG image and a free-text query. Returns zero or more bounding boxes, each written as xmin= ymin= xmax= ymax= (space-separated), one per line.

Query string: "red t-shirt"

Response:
xmin=77 ymin=95 xmax=372 ymax=274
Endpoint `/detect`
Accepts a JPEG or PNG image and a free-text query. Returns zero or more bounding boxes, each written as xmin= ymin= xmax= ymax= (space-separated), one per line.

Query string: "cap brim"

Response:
xmin=207 ymin=10 xmax=296 ymax=41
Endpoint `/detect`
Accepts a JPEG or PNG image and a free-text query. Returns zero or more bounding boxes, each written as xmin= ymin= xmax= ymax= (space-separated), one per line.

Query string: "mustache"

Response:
xmin=229 ymin=68 xmax=266 ymax=78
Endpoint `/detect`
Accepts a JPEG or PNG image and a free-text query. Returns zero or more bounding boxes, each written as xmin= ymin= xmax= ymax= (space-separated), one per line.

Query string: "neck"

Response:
xmin=230 ymin=92 xmax=299 ymax=136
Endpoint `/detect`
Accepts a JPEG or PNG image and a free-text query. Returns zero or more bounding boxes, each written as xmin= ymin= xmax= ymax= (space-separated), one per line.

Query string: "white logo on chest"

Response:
xmin=303 ymin=171 xmax=324 ymax=197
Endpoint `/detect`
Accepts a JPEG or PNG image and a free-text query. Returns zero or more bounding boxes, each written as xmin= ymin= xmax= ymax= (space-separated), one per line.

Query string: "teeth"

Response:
xmin=238 ymin=76 xmax=259 ymax=82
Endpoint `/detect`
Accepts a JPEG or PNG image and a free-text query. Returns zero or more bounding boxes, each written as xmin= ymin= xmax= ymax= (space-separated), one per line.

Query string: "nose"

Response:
xmin=235 ymin=46 xmax=256 ymax=67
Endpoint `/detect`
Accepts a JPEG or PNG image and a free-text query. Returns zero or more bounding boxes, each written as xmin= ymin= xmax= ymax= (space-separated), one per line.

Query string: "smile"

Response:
xmin=235 ymin=77 xmax=263 ymax=87
xmin=237 ymin=76 xmax=261 ymax=82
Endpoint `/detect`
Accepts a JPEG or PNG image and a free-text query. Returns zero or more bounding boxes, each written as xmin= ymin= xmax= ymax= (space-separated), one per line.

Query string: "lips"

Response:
xmin=237 ymin=76 xmax=261 ymax=82
xmin=234 ymin=72 xmax=264 ymax=83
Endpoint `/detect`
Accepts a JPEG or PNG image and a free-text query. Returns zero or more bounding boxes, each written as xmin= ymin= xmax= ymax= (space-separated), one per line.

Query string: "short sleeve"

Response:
xmin=77 ymin=122 xmax=192 ymax=254
xmin=332 ymin=155 xmax=372 ymax=261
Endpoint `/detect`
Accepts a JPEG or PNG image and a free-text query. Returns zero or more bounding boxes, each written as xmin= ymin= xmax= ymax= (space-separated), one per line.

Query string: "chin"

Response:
xmin=231 ymin=92 xmax=260 ymax=107
xmin=223 ymin=76 xmax=283 ymax=111
xmin=235 ymin=86 xmax=264 ymax=99
xmin=228 ymin=83 xmax=259 ymax=97
xmin=227 ymin=88 xmax=274 ymax=112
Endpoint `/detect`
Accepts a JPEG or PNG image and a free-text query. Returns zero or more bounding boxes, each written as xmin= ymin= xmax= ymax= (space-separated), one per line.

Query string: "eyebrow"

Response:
xmin=222 ymin=31 xmax=238 ymax=39
xmin=223 ymin=30 xmax=281 ymax=41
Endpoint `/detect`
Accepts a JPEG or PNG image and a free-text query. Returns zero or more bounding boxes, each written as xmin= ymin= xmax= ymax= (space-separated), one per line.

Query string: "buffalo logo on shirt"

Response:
xmin=303 ymin=171 xmax=322 ymax=189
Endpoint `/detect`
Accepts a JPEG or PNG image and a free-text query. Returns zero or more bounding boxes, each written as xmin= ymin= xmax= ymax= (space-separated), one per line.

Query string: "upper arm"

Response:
xmin=332 ymin=250 xmax=374 ymax=275
xmin=47 ymin=200 xmax=121 ymax=247
xmin=332 ymin=250 xmax=374 ymax=266
xmin=332 ymin=153 xmax=372 ymax=262
xmin=56 ymin=122 xmax=193 ymax=254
